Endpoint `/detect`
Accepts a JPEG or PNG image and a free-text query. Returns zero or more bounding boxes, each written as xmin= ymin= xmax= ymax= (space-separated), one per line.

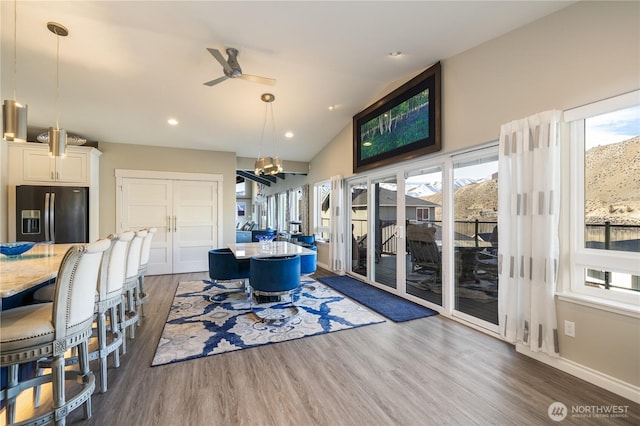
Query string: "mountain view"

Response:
xmin=418 ymin=136 xmax=639 ymax=225
xmin=585 ymin=136 xmax=639 ymax=225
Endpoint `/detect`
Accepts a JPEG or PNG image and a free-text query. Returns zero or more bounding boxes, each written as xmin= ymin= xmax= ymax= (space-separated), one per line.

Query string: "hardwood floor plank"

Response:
xmin=6 ymin=269 xmax=636 ymax=425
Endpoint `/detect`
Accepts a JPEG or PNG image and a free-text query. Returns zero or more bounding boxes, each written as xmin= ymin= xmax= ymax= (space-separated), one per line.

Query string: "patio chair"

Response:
xmin=407 ymin=224 xmax=441 ymax=283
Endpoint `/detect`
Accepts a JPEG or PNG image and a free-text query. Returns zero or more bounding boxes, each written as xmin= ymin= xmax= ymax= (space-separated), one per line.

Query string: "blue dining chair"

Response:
xmin=249 ymin=254 xmax=301 ymax=321
xmin=300 ymin=244 xmax=317 ymax=276
xmin=296 ymin=235 xmax=315 ymax=245
xmin=251 ymin=229 xmax=276 ymax=242
xmin=208 ymin=248 xmax=250 ymax=300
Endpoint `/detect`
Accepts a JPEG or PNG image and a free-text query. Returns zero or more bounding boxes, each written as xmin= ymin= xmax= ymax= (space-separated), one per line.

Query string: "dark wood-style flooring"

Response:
xmin=7 ymin=268 xmax=639 ymax=425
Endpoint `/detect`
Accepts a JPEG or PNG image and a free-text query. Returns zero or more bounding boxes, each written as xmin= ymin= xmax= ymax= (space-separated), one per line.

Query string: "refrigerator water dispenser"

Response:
xmin=21 ymin=210 xmax=40 ymax=234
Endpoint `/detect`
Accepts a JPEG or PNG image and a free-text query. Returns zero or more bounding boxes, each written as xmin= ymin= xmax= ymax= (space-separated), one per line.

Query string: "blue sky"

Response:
xmin=586 ymin=104 xmax=640 ymax=149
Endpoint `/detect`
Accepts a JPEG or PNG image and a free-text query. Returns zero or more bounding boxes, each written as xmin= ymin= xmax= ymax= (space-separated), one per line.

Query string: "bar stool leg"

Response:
xmin=51 ymin=355 xmax=65 ymax=425
xmin=7 ymin=364 xmax=18 ymax=424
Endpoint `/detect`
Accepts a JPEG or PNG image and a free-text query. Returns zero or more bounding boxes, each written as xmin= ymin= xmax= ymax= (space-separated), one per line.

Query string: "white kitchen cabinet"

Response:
xmin=7 ymin=141 xmax=101 ymax=242
xmin=8 ymin=141 xmax=99 ymax=186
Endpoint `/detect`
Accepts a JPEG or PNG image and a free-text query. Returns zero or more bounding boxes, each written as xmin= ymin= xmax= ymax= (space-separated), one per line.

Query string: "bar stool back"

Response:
xmin=0 ymin=239 xmax=110 ymax=425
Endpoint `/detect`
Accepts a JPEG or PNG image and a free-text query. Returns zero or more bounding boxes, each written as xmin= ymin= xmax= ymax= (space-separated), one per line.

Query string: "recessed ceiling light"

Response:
xmin=389 ymin=51 xmax=402 ymax=57
xmin=284 ymin=131 xmax=294 ymax=138
xmin=167 ymin=118 xmax=178 ymax=126
xmin=328 ymin=105 xmax=335 ymax=111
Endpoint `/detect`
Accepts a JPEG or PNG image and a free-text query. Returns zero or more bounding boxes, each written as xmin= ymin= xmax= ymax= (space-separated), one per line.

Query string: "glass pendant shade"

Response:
xmin=48 ymin=127 xmax=66 ymax=157
xmin=2 ymin=99 xmax=28 ymax=142
xmin=254 ymin=156 xmax=283 ymax=176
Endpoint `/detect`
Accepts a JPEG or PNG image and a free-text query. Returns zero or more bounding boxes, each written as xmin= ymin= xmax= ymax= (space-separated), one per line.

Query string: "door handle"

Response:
xmin=50 ymin=192 xmax=56 ymax=242
xmin=173 ymin=216 xmax=177 ymax=232
xmin=44 ymin=192 xmax=50 ymax=240
xmin=168 ymin=216 xmax=172 ymax=233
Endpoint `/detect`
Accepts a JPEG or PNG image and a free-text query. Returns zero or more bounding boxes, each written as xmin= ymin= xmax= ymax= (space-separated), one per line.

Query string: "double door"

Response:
xmin=116 ymin=172 xmax=222 ymax=275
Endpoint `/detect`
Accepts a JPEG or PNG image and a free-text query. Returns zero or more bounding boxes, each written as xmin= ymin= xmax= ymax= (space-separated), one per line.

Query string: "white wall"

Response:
xmin=300 ymin=0 xmax=640 ymax=394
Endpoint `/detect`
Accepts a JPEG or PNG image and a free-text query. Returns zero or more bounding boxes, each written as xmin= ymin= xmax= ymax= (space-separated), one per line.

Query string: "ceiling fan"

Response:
xmin=204 ymin=47 xmax=276 ymax=87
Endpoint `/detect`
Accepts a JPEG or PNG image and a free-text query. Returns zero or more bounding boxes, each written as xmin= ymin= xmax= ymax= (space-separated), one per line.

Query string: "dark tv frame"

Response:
xmin=353 ymin=61 xmax=441 ymax=173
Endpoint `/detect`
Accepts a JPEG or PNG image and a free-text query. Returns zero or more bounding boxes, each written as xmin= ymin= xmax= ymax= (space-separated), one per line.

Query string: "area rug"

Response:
xmin=151 ymin=277 xmax=385 ymax=366
xmin=317 ymin=275 xmax=438 ymax=322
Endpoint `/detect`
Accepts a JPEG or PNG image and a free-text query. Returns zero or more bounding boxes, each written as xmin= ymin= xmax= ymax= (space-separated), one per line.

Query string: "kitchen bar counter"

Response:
xmin=0 ymin=243 xmax=73 ymax=298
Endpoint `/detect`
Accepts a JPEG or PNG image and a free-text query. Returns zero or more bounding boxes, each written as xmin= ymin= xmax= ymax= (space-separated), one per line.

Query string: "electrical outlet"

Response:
xmin=564 ymin=320 xmax=576 ymax=337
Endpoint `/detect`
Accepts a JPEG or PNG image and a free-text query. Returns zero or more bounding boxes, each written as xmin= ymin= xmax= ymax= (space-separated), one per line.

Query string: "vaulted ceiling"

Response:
xmin=1 ymin=1 xmax=573 ymax=166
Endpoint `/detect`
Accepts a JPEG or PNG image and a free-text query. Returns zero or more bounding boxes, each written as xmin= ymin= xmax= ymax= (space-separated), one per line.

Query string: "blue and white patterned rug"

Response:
xmin=151 ymin=278 xmax=385 ymax=366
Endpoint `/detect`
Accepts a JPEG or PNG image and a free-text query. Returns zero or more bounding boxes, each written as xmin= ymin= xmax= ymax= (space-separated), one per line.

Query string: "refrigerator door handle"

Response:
xmin=50 ymin=192 xmax=56 ymax=242
xmin=44 ymin=192 xmax=50 ymax=241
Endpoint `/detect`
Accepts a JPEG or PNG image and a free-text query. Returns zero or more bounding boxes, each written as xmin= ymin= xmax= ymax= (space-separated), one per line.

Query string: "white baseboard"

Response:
xmin=516 ymin=344 xmax=640 ymax=404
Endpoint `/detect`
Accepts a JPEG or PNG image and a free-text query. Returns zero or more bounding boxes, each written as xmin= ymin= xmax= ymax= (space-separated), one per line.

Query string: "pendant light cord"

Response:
xmin=269 ymin=102 xmax=278 ymax=156
xmin=55 ymin=30 xmax=61 ymax=129
xmin=12 ymin=0 xmax=17 ymax=101
xmin=256 ymin=101 xmax=268 ymax=160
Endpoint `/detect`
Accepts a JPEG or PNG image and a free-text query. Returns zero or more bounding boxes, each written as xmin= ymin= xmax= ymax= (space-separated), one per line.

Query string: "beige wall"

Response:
xmin=302 ymin=1 xmax=640 ymax=390
xmin=97 ymin=142 xmax=237 ymax=245
xmin=557 ymin=300 xmax=640 ymax=387
xmin=0 ymin=140 xmax=7 ymax=241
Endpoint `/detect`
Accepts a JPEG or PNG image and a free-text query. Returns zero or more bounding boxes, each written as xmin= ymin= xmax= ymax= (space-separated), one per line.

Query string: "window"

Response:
xmin=288 ymin=187 xmax=303 ymax=231
xmin=277 ymin=192 xmax=288 ymax=232
xmin=416 ymin=207 xmax=430 ymax=221
xmin=566 ymin=91 xmax=640 ymax=308
xmin=314 ymin=181 xmax=331 ymax=241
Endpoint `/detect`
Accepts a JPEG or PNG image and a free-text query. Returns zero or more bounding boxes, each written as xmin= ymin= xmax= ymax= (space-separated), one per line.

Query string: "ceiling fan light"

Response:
xmin=2 ymin=99 xmax=28 ymax=142
xmin=48 ymin=127 xmax=66 ymax=157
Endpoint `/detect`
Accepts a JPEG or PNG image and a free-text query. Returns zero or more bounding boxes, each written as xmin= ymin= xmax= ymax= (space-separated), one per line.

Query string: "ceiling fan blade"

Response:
xmin=207 ymin=48 xmax=233 ymax=74
xmin=239 ymin=74 xmax=276 ymax=86
xmin=203 ymin=75 xmax=229 ymax=86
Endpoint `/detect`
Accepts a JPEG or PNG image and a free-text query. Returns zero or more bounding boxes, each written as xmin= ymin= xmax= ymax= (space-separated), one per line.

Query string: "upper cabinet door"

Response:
xmin=22 ymin=148 xmax=55 ymax=182
xmin=56 ymin=151 xmax=88 ymax=183
xmin=8 ymin=142 xmax=98 ymax=186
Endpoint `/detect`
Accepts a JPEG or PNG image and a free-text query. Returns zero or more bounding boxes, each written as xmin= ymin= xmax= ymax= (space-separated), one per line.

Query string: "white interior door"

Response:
xmin=172 ymin=180 xmax=219 ymax=273
xmin=116 ymin=170 xmax=222 ymax=275
xmin=119 ymin=178 xmax=173 ymax=275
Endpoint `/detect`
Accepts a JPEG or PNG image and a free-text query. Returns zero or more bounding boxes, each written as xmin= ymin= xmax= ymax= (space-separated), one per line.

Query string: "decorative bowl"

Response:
xmin=255 ymin=235 xmax=275 ymax=242
xmin=0 ymin=241 xmax=36 ymax=257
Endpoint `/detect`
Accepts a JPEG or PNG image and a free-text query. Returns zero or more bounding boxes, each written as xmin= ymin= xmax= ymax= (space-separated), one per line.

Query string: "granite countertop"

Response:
xmin=0 ymin=243 xmax=74 ymax=298
xmin=227 ymin=241 xmax=316 ymax=260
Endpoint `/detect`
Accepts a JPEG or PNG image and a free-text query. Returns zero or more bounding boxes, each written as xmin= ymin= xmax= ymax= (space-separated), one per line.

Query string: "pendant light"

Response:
xmin=2 ymin=0 xmax=28 ymax=142
xmin=254 ymin=93 xmax=283 ymax=176
xmin=47 ymin=22 xmax=68 ymax=157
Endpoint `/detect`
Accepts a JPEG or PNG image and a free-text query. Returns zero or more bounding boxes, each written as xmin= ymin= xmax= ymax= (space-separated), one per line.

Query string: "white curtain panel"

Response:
xmin=329 ymin=175 xmax=346 ymax=274
xmin=497 ymin=110 xmax=562 ymax=356
xmin=301 ymin=184 xmax=309 ymax=235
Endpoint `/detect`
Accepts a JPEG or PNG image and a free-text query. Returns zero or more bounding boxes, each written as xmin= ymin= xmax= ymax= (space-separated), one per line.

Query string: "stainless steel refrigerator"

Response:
xmin=15 ymin=185 xmax=89 ymax=243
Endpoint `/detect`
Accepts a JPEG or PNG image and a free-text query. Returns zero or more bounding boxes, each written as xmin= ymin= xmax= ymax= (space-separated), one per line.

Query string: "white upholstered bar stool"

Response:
xmin=91 ymin=231 xmax=134 ymax=392
xmin=32 ymin=232 xmax=133 ymax=399
xmin=0 ymin=239 xmax=110 ymax=426
xmin=120 ymin=229 xmax=146 ymax=354
xmin=136 ymin=227 xmax=156 ymax=324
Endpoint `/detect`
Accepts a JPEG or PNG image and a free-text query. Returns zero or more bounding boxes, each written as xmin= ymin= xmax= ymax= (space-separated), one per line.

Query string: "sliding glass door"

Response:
xmin=404 ymin=166 xmax=443 ymax=306
xmin=452 ymin=155 xmax=499 ymax=326
xmin=345 ymin=145 xmax=499 ymax=328
xmin=372 ymin=176 xmax=398 ymax=289
xmin=349 ymin=181 xmax=369 ymax=277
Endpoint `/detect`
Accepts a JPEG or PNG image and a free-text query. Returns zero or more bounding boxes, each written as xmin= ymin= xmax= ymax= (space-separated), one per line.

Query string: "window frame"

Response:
xmin=563 ymin=90 xmax=640 ymax=311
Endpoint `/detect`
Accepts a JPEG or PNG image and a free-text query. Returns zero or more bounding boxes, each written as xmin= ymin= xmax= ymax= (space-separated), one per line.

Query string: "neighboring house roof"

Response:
xmin=351 ymin=187 xmax=439 ymax=208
